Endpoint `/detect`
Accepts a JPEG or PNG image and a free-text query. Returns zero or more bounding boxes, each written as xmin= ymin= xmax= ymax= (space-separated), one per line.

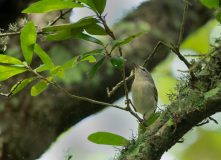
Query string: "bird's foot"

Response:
xmin=125 ymin=99 xmax=137 ymax=112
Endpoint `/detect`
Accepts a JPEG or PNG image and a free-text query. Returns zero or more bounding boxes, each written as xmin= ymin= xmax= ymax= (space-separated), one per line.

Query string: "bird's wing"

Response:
xmin=153 ymin=85 xmax=158 ymax=103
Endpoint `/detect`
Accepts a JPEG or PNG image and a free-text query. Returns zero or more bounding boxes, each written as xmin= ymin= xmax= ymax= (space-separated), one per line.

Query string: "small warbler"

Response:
xmin=131 ymin=62 xmax=158 ymax=121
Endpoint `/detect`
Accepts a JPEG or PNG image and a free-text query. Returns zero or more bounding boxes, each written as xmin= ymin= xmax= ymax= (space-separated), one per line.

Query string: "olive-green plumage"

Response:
xmin=131 ymin=62 xmax=158 ymax=120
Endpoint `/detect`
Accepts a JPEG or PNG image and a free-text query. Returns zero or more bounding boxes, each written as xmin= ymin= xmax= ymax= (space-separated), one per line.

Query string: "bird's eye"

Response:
xmin=142 ymin=69 xmax=145 ymax=71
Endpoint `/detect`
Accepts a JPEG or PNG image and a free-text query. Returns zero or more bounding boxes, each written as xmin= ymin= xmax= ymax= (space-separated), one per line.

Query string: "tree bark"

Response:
xmin=0 ymin=0 xmax=215 ymax=159
xmin=119 ymin=53 xmax=221 ymax=159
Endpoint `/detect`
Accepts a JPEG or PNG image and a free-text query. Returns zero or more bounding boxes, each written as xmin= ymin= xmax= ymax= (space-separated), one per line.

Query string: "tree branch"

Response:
xmin=107 ymin=70 xmax=134 ymax=97
xmin=0 ymin=8 xmax=72 ymax=38
xmin=0 ymin=79 xmax=24 ymax=97
xmin=119 ymin=54 xmax=221 ymax=159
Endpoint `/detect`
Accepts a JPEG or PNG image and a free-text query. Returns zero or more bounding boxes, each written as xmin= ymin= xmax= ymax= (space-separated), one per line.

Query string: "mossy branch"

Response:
xmin=119 ymin=54 xmax=221 ymax=159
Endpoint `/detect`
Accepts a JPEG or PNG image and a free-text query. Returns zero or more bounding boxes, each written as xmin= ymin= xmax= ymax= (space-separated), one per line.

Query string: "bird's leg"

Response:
xmin=142 ymin=113 xmax=148 ymax=127
xmin=125 ymin=99 xmax=137 ymax=112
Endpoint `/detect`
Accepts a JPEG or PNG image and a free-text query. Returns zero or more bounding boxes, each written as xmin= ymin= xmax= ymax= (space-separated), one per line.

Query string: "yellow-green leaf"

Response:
xmin=0 ymin=54 xmax=24 ymax=65
xmin=31 ymin=77 xmax=52 ymax=96
xmin=50 ymin=66 xmax=61 ymax=77
xmin=43 ymin=18 xmax=98 ymax=32
xmin=57 ymin=69 xmax=65 ymax=79
xmin=35 ymin=64 xmax=49 ymax=72
xmin=45 ymin=29 xmax=72 ymax=41
xmin=20 ymin=21 xmax=36 ymax=65
xmin=34 ymin=44 xmax=54 ymax=69
xmin=11 ymin=77 xmax=38 ymax=95
xmin=80 ymin=49 xmax=104 ymax=60
xmin=111 ymin=32 xmax=147 ymax=52
xmin=73 ymin=55 xmax=96 ymax=66
xmin=60 ymin=56 xmax=78 ymax=70
xmin=22 ymin=1 xmax=85 ymax=13
xmin=200 ymin=0 xmax=219 ymax=9
xmin=0 ymin=66 xmax=27 ymax=81
xmin=88 ymin=132 xmax=128 ymax=146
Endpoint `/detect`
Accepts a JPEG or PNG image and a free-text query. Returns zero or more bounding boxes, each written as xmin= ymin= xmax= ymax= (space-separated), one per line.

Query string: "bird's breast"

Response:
xmin=131 ymin=80 xmax=156 ymax=116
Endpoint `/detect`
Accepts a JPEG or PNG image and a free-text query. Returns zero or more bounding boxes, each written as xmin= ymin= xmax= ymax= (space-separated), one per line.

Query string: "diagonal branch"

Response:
xmin=25 ymin=65 xmax=144 ymax=123
xmin=107 ymin=70 xmax=134 ymax=97
xmin=97 ymin=14 xmax=123 ymax=56
xmin=0 ymin=79 xmax=24 ymax=97
xmin=178 ymin=46 xmax=219 ymax=73
xmin=0 ymin=8 xmax=73 ymax=38
xmin=177 ymin=1 xmax=189 ymax=49
xmin=119 ymin=53 xmax=221 ymax=159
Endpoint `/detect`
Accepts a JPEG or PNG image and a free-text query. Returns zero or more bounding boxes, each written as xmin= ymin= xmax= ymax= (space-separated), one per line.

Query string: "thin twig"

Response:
xmin=178 ymin=48 xmax=217 ymax=73
xmin=107 ymin=70 xmax=134 ymax=97
xmin=0 ymin=8 xmax=72 ymax=38
xmin=209 ymin=116 xmax=218 ymax=124
xmin=108 ymin=41 xmax=173 ymax=97
xmin=50 ymin=8 xmax=72 ymax=26
xmin=26 ymin=65 xmax=145 ymax=123
xmin=177 ymin=1 xmax=188 ymax=49
xmin=142 ymin=41 xmax=172 ymax=67
xmin=97 ymin=14 xmax=123 ymax=56
xmin=120 ymin=68 xmax=130 ymax=109
xmin=182 ymin=0 xmax=192 ymax=6
xmin=170 ymin=42 xmax=197 ymax=81
xmin=26 ymin=65 xmax=126 ymax=109
xmin=196 ymin=120 xmax=209 ymax=126
xmin=0 ymin=79 xmax=24 ymax=97
xmin=119 ymin=68 xmax=145 ymax=124
xmin=184 ymin=54 xmax=205 ymax=57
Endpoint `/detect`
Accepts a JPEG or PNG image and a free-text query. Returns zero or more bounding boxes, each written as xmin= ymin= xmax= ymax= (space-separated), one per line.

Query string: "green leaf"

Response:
xmin=108 ymin=39 xmax=124 ymax=45
xmin=167 ymin=118 xmax=174 ymax=127
xmin=76 ymin=33 xmax=104 ymax=46
xmin=200 ymin=0 xmax=219 ymax=9
xmin=146 ymin=113 xmax=160 ymax=126
xmin=71 ymin=28 xmax=84 ymax=39
xmin=111 ymin=32 xmax=147 ymax=52
xmin=0 ymin=66 xmax=27 ymax=81
xmin=35 ymin=64 xmax=49 ymax=72
xmin=20 ymin=21 xmax=36 ymax=65
xmin=31 ymin=77 xmax=52 ymax=96
xmin=87 ymin=57 xmax=105 ymax=79
xmin=80 ymin=49 xmax=104 ymax=60
xmin=57 ymin=69 xmax=65 ymax=78
xmin=11 ymin=77 xmax=38 ymax=95
xmin=22 ymin=1 xmax=85 ymax=13
xmin=73 ymin=55 xmax=96 ymax=66
xmin=60 ymin=56 xmax=78 ymax=70
xmin=110 ymin=56 xmax=126 ymax=68
xmin=34 ymin=44 xmax=54 ymax=70
xmin=77 ymin=0 xmax=96 ymax=12
xmin=88 ymin=132 xmax=128 ymax=146
xmin=214 ymin=9 xmax=221 ymax=23
xmin=78 ymin=16 xmax=96 ymax=22
xmin=92 ymin=0 xmax=107 ymax=14
xmin=0 ymin=54 xmax=24 ymax=65
xmin=84 ymin=24 xmax=108 ymax=35
xmin=138 ymin=123 xmax=146 ymax=135
xmin=50 ymin=66 xmax=61 ymax=77
xmin=43 ymin=18 xmax=99 ymax=32
xmin=45 ymin=29 xmax=72 ymax=41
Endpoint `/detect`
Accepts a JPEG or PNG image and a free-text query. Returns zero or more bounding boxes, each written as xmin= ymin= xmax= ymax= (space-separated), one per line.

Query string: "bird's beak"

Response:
xmin=132 ymin=61 xmax=139 ymax=69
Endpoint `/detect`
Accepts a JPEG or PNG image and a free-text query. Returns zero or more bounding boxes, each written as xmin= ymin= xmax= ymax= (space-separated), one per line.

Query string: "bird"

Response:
xmin=131 ymin=62 xmax=158 ymax=121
